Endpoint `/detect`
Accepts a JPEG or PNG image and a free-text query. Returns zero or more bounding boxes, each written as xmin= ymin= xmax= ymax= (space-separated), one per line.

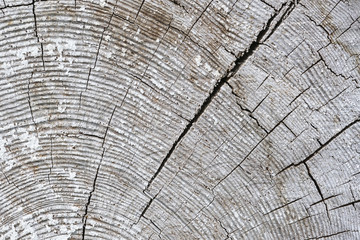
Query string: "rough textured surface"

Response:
xmin=0 ymin=0 xmax=359 ymax=239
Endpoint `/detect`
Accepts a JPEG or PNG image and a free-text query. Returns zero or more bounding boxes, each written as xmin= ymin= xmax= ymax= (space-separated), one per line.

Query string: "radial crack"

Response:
xmin=32 ymin=0 xmax=45 ymax=70
xmin=227 ymin=82 xmax=269 ymax=133
xmin=81 ymin=148 xmax=105 ymax=240
xmin=135 ymin=0 xmax=145 ymax=20
xmin=306 ymin=230 xmax=350 ymax=240
xmin=264 ymin=197 xmax=302 ymax=215
xmin=85 ymin=13 xmax=114 ymax=90
xmin=144 ymin=0 xmax=298 ymax=192
xmin=277 ymin=118 xmax=360 ymax=175
xmin=27 ymin=72 xmax=37 ymax=128
xmin=331 ymin=199 xmax=360 ymax=210
xmin=132 ymin=190 xmax=161 ymax=227
xmin=304 ymin=162 xmax=330 ymax=221
xmin=213 ymin=106 xmax=297 ymax=189
xmin=81 ymin=105 xmax=117 ymax=239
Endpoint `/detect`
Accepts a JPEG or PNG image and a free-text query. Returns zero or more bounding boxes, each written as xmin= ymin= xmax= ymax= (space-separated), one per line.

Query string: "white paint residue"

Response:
xmin=66 ymin=39 xmax=77 ymax=51
xmin=53 ymin=235 xmax=69 ymax=240
xmin=18 ymin=131 xmax=39 ymax=152
xmin=46 ymin=43 xmax=56 ymax=55
xmin=47 ymin=213 xmax=59 ymax=225
xmin=28 ymin=46 xmax=39 ymax=57
xmin=0 ymin=136 xmax=7 ymax=159
xmin=99 ymin=0 xmax=106 ymax=7
xmin=2 ymin=61 xmax=15 ymax=76
xmin=219 ymin=4 xmax=229 ymax=12
xmin=55 ymin=39 xmax=64 ymax=62
xmin=58 ymin=100 xmax=67 ymax=113
xmin=213 ymin=70 xmax=221 ymax=78
xmin=204 ymin=62 xmax=212 ymax=72
xmin=194 ymin=55 xmax=202 ymax=66
xmin=68 ymin=169 xmax=76 ymax=179
xmin=105 ymin=51 xmax=112 ymax=58
xmin=4 ymin=159 xmax=15 ymax=171
xmin=120 ymin=48 xmax=127 ymax=57
xmin=0 ymin=215 xmax=39 ymax=240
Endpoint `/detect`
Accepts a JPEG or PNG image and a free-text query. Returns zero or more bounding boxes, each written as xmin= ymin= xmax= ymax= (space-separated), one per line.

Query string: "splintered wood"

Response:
xmin=0 ymin=0 xmax=359 ymax=239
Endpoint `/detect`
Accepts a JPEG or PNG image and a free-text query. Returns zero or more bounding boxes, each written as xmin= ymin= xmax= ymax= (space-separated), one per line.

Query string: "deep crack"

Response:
xmin=144 ymin=0 xmax=298 ymax=193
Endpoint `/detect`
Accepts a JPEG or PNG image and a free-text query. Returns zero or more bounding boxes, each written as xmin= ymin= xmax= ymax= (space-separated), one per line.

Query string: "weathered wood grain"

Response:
xmin=0 ymin=0 xmax=359 ymax=239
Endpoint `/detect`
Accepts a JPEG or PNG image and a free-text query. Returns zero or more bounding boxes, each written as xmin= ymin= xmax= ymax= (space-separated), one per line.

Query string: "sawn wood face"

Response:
xmin=0 ymin=0 xmax=359 ymax=239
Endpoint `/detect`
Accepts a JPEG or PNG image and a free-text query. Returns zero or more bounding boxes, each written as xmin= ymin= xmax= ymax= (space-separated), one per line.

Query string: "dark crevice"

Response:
xmin=256 ymin=74 xmax=270 ymax=90
xmin=227 ymin=0 xmax=238 ymax=14
xmin=32 ymin=0 xmax=45 ymax=71
xmin=135 ymin=0 xmax=145 ymax=20
xmin=227 ymin=82 xmax=269 ymax=133
xmin=285 ymin=39 xmax=304 ymax=58
xmin=304 ymin=162 xmax=331 ymax=222
xmin=223 ymin=45 xmax=237 ymax=57
xmin=337 ymin=16 xmax=360 ymax=40
xmin=133 ymin=190 xmax=161 ymax=226
xmin=170 ymin=24 xmax=222 ymax=58
xmin=79 ymin=13 xmax=114 ymax=108
xmin=288 ymin=86 xmax=310 ymax=106
xmin=184 ymin=0 xmax=213 ymax=39
xmin=259 ymin=0 xmax=275 ymax=10
xmin=0 ymin=0 xmax=43 ymax=10
xmin=262 ymin=1 xmax=296 ymax=42
xmin=82 ymin=148 xmax=105 ymax=240
xmin=319 ymin=52 xmax=350 ymax=80
xmin=310 ymin=194 xmax=340 ymax=207
xmin=252 ymin=92 xmax=269 ymax=113
xmin=27 ymin=72 xmax=37 ymax=129
xmin=102 ymin=105 xmax=117 ymax=147
xmin=315 ymin=86 xmax=349 ymax=111
xmin=283 ymin=122 xmax=296 ymax=137
xmin=306 ymin=230 xmax=350 ymax=240
xmin=301 ymin=59 xmax=321 ymax=75
xmin=183 ymin=197 xmax=215 ymax=230
xmin=167 ymin=0 xmax=188 ymax=13
xmin=40 ymin=43 xmax=45 ymax=70
xmin=142 ymin=20 xmax=172 ymax=77
xmin=144 ymin=216 xmax=163 ymax=238
xmin=349 ymin=187 xmax=357 ymax=210
xmin=305 ymin=14 xmax=332 ymax=42
xmin=278 ymin=118 xmax=360 ymax=175
xmin=81 ymin=104 xmax=117 ymax=239
xmin=217 ymin=218 xmax=230 ymax=240
xmin=296 ymin=119 xmax=359 ymax=166
xmin=276 ymin=163 xmax=294 ymax=176
xmin=264 ymin=197 xmax=302 ymax=215
xmin=331 ymin=199 xmax=360 ymax=211
xmin=320 ymin=0 xmax=341 ymax=25
xmin=1 ymin=170 xmax=20 ymax=190
xmin=86 ymin=14 xmax=114 ymax=90
xmin=213 ymin=106 xmax=297 ymax=189
xmin=145 ymin=0 xmax=298 ymax=193
xmin=79 ymin=132 xmax=104 ymax=140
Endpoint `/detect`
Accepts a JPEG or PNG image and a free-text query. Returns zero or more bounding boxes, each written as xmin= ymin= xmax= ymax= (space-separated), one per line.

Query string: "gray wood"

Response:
xmin=0 ymin=0 xmax=359 ymax=239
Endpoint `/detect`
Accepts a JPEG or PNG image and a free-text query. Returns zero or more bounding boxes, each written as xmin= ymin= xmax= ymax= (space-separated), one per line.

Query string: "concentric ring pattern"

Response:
xmin=1 ymin=0 xmax=360 ymax=239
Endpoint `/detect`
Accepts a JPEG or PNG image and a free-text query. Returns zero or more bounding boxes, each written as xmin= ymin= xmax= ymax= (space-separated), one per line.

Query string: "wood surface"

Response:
xmin=0 ymin=0 xmax=359 ymax=239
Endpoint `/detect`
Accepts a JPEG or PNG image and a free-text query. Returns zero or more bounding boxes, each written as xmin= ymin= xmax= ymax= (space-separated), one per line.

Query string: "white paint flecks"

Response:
xmin=194 ymin=55 xmax=202 ymax=66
